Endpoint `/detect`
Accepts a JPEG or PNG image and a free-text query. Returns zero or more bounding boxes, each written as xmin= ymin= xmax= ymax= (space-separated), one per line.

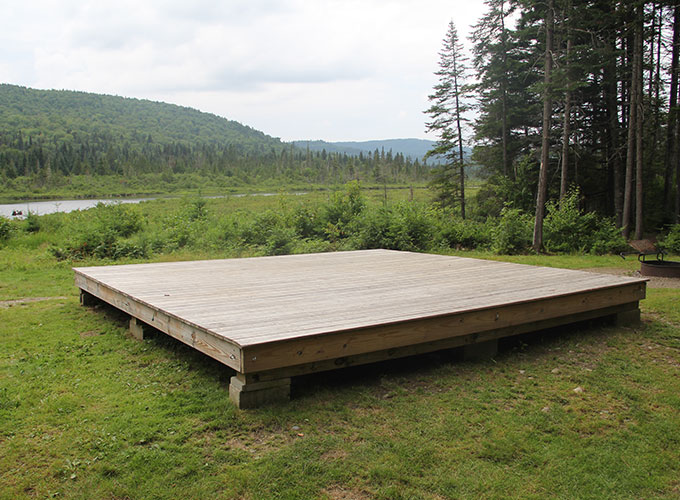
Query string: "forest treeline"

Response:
xmin=0 ymin=84 xmax=428 ymax=189
xmin=463 ymin=0 xmax=680 ymax=234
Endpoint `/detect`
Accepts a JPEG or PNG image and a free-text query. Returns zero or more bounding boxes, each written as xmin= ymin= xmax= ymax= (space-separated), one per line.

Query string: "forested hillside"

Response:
xmin=0 ymin=84 xmax=428 ymax=192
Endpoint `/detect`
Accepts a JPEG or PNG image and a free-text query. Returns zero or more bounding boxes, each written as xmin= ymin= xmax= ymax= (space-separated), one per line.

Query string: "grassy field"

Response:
xmin=0 ymin=176 xmax=432 ymax=203
xmin=1 ymin=192 xmax=679 ymax=499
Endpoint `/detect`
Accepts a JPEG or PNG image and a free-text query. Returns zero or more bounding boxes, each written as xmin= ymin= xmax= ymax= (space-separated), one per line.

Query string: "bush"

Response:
xmin=589 ymin=219 xmax=628 ymax=255
xmin=50 ymin=231 xmax=148 ymax=260
xmin=492 ymin=207 xmax=532 ymax=255
xmin=264 ymin=226 xmax=297 ymax=256
xmin=292 ymin=205 xmax=322 ymax=239
xmin=472 ymin=156 xmax=538 ymax=217
xmin=240 ymin=210 xmax=285 ymax=246
xmin=543 ymin=191 xmax=627 ymax=255
xmin=353 ymin=203 xmax=434 ymax=252
xmin=322 ymin=181 xmax=365 ymax=237
xmin=436 ymin=215 xmax=493 ymax=250
xmin=100 ymin=204 xmax=143 ymax=237
xmin=0 ymin=217 xmax=12 ymax=241
xmin=659 ymin=224 xmax=680 ymax=254
xmin=543 ymin=192 xmax=596 ymax=253
xmin=24 ymin=212 xmax=41 ymax=233
xmin=50 ymin=203 xmax=146 ymax=260
xmin=185 ymin=198 xmax=208 ymax=221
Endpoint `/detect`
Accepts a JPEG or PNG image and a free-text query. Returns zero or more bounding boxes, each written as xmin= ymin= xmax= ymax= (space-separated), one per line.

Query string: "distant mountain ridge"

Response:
xmin=292 ymin=138 xmax=437 ymax=161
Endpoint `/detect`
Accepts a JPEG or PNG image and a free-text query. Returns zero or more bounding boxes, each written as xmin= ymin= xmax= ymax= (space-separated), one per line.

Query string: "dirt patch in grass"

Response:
xmin=320 ymin=449 xmax=349 ymax=462
xmin=321 ymin=486 xmax=372 ymax=500
xmin=223 ymin=428 xmax=292 ymax=456
xmin=582 ymin=267 xmax=680 ymax=288
xmin=0 ymin=296 xmax=68 ymax=308
xmin=79 ymin=330 xmax=101 ymax=338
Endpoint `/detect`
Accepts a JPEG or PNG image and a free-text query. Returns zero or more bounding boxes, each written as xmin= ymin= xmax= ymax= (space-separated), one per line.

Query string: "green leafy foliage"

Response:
xmin=544 ymin=191 xmax=627 ymax=255
xmin=21 ymin=184 xmax=636 ymax=262
xmin=492 ymin=206 xmax=533 ymax=254
xmin=353 ymin=202 xmax=434 ymax=251
xmin=436 ymin=215 xmax=493 ymax=250
xmin=24 ymin=211 xmax=41 ymax=233
xmin=0 ymin=217 xmax=12 ymax=242
xmin=50 ymin=203 xmax=145 ymax=259
xmin=658 ymin=224 xmax=680 ymax=254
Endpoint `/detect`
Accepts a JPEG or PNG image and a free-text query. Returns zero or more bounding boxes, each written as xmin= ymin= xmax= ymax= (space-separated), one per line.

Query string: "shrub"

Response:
xmin=186 ymin=198 xmax=208 ymax=221
xmin=0 ymin=217 xmax=12 ymax=241
xmin=353 ymin=203 xmax=434 ymax=251
xmin=240 ymin=210 xmax=285 ymax=246
xmin=50 ymin=203 xmax=145 ymax=260
xmin=543 ymin=192 xmax=596 ymax=253
xmin=659 ymin=224 xmax=680 ymax=254
xmin=24 ymin=211 xmax=41 ymax=233
xmin=492 ymin=207 xmax=532 ymax=255
xmin=353 ymin=207 xmax=392 ymax=249
xmin=264 ymin=226 xmax=297 ymax=256
xmin=436 ymin=215 xmax=493 ymax=250
xmin=322 ymin=181 xmax=365 ymax=236
xmin=589 ymin=219 xmax=628 ymax=255
xmin=543 ymin=191 xmax=627 ymax=255
xmin=292 ymin=205 xmax=322 ymax=239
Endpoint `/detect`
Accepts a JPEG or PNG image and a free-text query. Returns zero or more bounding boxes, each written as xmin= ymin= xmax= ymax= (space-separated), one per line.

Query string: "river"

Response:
xmin=0 ymin=192 xmax=293 ymax=218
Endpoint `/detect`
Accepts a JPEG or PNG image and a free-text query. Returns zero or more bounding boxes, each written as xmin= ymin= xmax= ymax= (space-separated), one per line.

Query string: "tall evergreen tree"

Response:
xmin=425 ymin=20 xmax=470 ymax=217
xmin=471 ymin=0 xmax=514 ymax=178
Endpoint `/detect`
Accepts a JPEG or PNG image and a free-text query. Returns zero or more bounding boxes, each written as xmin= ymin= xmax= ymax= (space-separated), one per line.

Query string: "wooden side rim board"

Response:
xmin=73 ymin=249 xmax=647 ymax=407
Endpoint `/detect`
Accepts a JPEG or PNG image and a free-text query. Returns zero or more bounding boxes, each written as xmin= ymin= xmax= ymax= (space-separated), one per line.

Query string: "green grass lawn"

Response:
xmin=1 ymin=196 xmax=679 ymax=499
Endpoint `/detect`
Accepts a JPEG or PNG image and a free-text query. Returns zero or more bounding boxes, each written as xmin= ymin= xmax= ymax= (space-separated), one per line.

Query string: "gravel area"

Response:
xmin=582 ymin=267 xmax=680 ymax=289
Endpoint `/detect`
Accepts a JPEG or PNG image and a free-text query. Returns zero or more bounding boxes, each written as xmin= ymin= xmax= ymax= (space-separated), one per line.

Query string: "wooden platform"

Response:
xmin=74 ymin=250 xmax=647 ymax=408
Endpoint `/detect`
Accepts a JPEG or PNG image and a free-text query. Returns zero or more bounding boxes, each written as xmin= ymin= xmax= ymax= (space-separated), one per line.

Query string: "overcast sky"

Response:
xmin=2 ymin=1 xmax=488 ymax=142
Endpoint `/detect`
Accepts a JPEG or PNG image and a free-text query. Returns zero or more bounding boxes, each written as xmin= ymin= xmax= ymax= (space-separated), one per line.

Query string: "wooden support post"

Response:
xmin=129 ymin=317 xmax=153 ymax=341
xmin=463 ymin=339 xmax=499 ymax=361
xmin=229 ymin=373 xmax=291 ymax=409
xmin=614 ymin=307 xmax=641 ymax=327
xmin=79 ymin=289 xmax=99 ymax=307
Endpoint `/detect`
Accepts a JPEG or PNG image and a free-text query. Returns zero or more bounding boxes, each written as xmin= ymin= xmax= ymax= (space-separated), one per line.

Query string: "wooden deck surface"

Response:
xmin=74 ymin=250 xmax=647 ymax=375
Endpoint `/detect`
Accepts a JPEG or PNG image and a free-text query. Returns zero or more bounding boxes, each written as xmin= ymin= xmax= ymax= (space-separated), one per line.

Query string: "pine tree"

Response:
xmin=471 ymin=0 xmax=514 ymax=178
xmin=425 ymin=20 xmax=470 ymax=218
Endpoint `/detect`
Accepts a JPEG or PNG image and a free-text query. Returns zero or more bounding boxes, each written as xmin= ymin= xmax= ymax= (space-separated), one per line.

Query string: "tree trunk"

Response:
xmin=622 ymin=7 xmax=639 ymax=240
xmin=453 ymin=57 xmax=466 ymax=219
xmin=533 ymin=0 xmax=554 ymax=252
xmin=604 ymin=29 xmax=623 ymax=225
xmin=665 ymin=5 xmax=680 ymax=218
xmin=652 ymin=4 xmax=662 ymax=154
xmin=500 ymin=0 xmax=510 ymax=179
xmin=676 ymin=109 xmax=680 ymax=221
xmin=560 ymin=36 xmax=572 ymax=201
xmin=634 ymin=5 xmax=644 ymax=240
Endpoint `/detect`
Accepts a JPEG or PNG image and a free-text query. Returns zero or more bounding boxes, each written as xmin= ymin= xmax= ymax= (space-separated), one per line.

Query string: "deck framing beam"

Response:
xmin=228 ymin=301 xmax=639 ymax=385
xmin=241 ymin=284 xmax=645 ymax=373
xmin=75 ymin=273 xmax=242 ymax=371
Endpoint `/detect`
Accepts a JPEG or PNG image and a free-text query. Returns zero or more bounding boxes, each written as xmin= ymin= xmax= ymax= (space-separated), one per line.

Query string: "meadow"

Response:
xmin=1 ymin=187 xmax=679 ymax=499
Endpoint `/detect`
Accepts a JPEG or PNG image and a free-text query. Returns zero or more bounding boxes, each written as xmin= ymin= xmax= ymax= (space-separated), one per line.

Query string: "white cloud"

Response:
xmin=1 ymin=0 xmax=487 ymax=141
